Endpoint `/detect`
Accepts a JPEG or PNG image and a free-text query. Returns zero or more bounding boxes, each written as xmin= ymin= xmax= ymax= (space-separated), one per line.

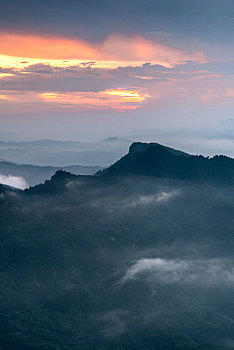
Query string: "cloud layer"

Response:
xmin=2 ymin=58 xmax=234 ymax=115
xmin=2 ymin=1 xmax=234 ymax=142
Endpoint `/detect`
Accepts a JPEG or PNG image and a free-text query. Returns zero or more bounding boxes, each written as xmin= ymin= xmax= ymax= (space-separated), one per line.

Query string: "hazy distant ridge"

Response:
xmin=0 ymin=138 xmax=131 ymax=167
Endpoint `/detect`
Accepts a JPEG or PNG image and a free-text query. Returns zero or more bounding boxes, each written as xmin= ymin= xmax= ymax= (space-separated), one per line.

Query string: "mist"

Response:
xmin=123 ymin=258 xmax=234 ymax=286
xmin=0 ymin=174 xmax=28 ymax=189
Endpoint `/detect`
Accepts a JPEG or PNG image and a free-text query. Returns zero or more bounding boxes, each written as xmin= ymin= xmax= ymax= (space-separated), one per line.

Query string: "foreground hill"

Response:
xmin=0 ymin=161 xmax=102 ymax=186
xmin=1 ymin=143 xmax=234 ymax=349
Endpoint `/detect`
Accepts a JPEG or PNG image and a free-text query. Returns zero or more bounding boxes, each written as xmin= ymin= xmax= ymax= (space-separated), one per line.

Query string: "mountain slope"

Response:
xmin=99 ymin=142 xmax=234 ymax=182
xmin=2 ymin=170 xmax=234 ymax=350
xmin=0 ymin=161 xmax=102 ymax=186
xmin=1 ymin=143 xmax=234 ymax=349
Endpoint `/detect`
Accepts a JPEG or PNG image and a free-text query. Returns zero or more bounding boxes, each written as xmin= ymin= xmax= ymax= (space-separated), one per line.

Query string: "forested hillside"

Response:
xmin=1 ymin=143 xmax=234 ymax=349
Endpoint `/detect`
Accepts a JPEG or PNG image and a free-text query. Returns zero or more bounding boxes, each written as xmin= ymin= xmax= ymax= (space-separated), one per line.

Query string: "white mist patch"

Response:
xmin=0 ymin=174 xmax=28 ymax=189
xmin=123 ymin=258 xmax=234 ymax=285
xmin=124 ymin=190 xmax=180 ymax=208
xmin=136 ymin=190 xmax=179 ymax=206
xmin=91 ymin=189 xmax=180 ymax=211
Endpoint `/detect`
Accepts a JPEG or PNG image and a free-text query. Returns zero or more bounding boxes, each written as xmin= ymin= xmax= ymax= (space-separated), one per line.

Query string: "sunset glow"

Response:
xmin=39 ymin=89 xmax=149 ymax=111
xmin=0 ymin=6 xmax=233 ymax=129
xmin=0 ymin=94 xmax=14 ymax=101
xmin=0 ymin=30 xmax=210 ymax=113
xmin=104 ymin=89 xmax=149 ymax=102
xmin=0 ymin=32 xmax=207 ymax=69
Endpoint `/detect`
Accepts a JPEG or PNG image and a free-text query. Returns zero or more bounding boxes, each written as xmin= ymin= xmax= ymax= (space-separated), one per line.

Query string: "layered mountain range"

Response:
xmin=1 ymin=142 xmax=234 ymax=350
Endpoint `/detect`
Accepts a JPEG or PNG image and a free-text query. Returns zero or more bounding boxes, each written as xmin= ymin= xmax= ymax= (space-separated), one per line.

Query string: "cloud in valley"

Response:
xmin=91 ymin=189 xmax=180 ymax=211
xmin=0 ymin=174 xmax=28 ymax=189
xmin=127 ymin=190 xmax=180 ymax=207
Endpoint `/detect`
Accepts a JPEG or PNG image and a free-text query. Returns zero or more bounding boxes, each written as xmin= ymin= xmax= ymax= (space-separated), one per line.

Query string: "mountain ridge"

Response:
xmin=0 ymin=137 xmax=131 ymax=167
xmin=0 ymin=161 xmax=102 ymax=186
xmin=97 ymin=142 xmax=234 ymax=182
xmin=5 ymin=141 xmax=234 ymax=192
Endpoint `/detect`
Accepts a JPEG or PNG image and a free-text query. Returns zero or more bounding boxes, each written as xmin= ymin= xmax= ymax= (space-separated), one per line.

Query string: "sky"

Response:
xmin=2 ymin=0 xmax=234 ymax=150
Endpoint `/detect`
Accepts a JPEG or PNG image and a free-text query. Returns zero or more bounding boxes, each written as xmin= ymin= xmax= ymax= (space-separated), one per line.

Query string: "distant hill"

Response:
xmin=98 ymin=142 xmax=234 ymax=182
xmin=0 ymin=137 xmax=131 ymax=167
xmin=99 ymin=137 xmax=131 ymax=143
xmin=0 ymin=161 xmax=102 ymax=186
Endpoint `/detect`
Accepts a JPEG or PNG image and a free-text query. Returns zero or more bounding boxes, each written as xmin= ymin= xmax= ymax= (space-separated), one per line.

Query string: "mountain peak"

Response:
xmin=99 ymin=137 xmax=130 ymax=143
xmin=25 ymin=170 xmax=78 ymax=194
xmin=98 ymin=142 xmax=234 ymax=182
xmin=129 ymin=142 xmax=190 ymax=157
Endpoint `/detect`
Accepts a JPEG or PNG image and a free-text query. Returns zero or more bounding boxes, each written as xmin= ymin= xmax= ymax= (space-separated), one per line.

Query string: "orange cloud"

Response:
xmin=0 ymin=32 xmax=207 ymax=69
xmin=0 ymin=32 xmax=98 ymax=60
xmin=39 ymin=89 xmax=149 ymax=111
xmin=0 ymin=94 xmax=14 ymax=101
xmin=104 ymin=89 xmax=149 ymax=102
xmin=0 ymin=73 xmax=13 ymax=78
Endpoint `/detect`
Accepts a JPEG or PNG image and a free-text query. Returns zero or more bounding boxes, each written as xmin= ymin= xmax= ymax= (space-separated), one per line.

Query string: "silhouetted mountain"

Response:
xmin=99 ymin=142 xmax=234 ymax=182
